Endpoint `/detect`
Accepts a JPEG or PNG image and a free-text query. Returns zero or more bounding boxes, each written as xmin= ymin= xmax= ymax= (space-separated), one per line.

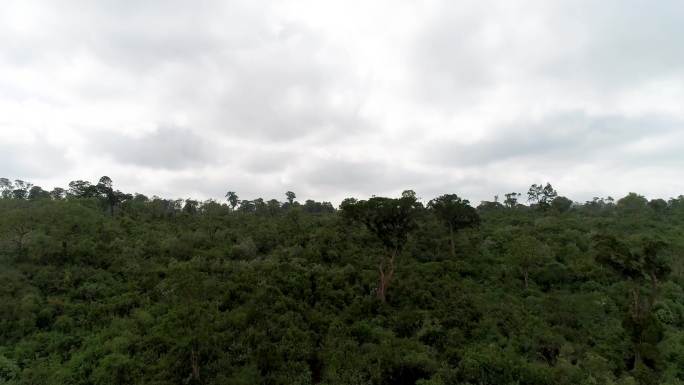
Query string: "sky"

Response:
xmin=1 ymin=0 xmax=683 ymax=205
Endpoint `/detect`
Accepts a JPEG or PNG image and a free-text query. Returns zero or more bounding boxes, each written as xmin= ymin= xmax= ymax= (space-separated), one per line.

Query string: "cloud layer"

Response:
xmin=1 ymin=0 xmax=683 ymax=204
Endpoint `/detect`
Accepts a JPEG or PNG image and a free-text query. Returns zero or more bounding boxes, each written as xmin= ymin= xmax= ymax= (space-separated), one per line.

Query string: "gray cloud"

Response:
xmin=408 ymin=0 xmax=684 ymax=109
xmin=545 ymin=0 xmax=684 ymax=86
xmin=2 ymin=1 xmax=684 ymax=204
xmin=293 ymin=157 xmax=433 ymax=201
xmin=93 ymin=126 xmax=218 ymax=170
xmin=0 ymin=137 xmax=72 ymax=179
xmin=428 ymin=112 xmax=684 ymax=167
xmin=239 ymin=149 xmax=300 ymax=174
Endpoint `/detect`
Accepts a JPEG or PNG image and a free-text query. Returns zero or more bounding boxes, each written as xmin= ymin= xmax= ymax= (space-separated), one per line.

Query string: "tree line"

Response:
xmin=0 ymin=176 xmax=683 ymax=384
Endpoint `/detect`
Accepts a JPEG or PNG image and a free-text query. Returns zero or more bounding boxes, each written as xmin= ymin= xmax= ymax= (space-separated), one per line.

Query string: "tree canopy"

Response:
xmin=0 ymin=178 xmax=682 ymax=385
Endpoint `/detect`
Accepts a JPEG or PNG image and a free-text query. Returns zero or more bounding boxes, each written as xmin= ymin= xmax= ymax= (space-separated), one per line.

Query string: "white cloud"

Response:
xmin=0 ymin=0 xmax=683 ymax=204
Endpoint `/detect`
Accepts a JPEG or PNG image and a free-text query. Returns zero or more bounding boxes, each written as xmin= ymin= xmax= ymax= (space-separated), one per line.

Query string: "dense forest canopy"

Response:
xmin=1 ymin=176 xmax=683 ymax=385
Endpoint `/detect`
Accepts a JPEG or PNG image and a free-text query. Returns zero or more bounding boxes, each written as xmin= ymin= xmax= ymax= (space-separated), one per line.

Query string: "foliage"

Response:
xmin=0 ymin=178 xmax=682 ymax=385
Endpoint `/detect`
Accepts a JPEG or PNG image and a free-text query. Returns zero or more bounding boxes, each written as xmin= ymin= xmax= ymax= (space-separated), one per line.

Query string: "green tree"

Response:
xmin=50 ymin=187 xmax=66 ymax=200
xmin=267 ymin=199 xmax=281 ymax=216
xmin=551 ymin=196 xmax=573 ymax=213
xmin=593 ymin=235 xmax=671 ymax=380
xmin=0 ymin=354 xmax=20 ymax=384
xmin=427 ymin=194 xmax=480 ymax=258
xmin=96 ymin=176 xmax=124 ymax=216
xmin=183 ymin=199 xmax=199 ymax=215
xmin=285 ymin=191 xmax=296 ymax=205
xmin=340 ymin=191 xmax=420 ymax=301
xmin=238 ymin=199 xmax=255 ymax=213
xmin=0 ymin=204 xmax=34 ymax=259
xmin=504 ymin=192 xmax=521 ymax=208
xmin=647 ymin=199 xmax=668 ymax=215
xmin=67 ymin=180 xmax=98 ymax=198
xmin=507 ymin=235 xmax=546 ymax=290
xmin=616 ymin=193 xmax=648 ymax=215
xmin=225 ymin=191 xmax=239 ymax=210
xmin=11 ymin=180 xmax=33 ymax=199
xmin=27 ymin=186 xmax=50 ymax=200
xmin=527 ymin=183 xmax=557 ymax=210
xmin=0 ymin=178 xmax=14 ymax=199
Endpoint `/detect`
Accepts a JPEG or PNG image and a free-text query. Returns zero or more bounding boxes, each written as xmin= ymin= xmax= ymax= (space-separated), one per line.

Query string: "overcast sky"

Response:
xmin=1 ymin=0 xmax=683 ymax=205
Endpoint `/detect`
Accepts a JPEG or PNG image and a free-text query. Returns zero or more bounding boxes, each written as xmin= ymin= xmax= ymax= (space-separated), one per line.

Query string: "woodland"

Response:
xmin=0 ymin=177 xmax=683 ymax=385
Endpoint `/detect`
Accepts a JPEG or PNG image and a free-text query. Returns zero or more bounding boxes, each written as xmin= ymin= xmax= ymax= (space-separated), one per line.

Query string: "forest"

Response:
xmin=0 ymin=176 xmax=683 ymax=385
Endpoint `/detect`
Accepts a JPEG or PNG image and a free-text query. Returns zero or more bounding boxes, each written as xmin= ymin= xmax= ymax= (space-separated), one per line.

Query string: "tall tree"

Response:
xmin=340 ymin=191 xmax=420 ymax=301
xmin=183 ymin=199 xmax=199 ymax=215
xmin=0 ymin=178 xmax=13 ymax=199
xmin=11 ymin=180 xmax=32 ymax=200
xmin=285 ymin=191 xmax=296 ymax=205
xmin=27 ymin=186 xmax=50 ymax=200
xmin=50 ymin=187 xmax=66 ymax=200
xmin=225 ymin=191 xmax=239 ymax=211
xmin=617 ymin=192 xmax=648 ymax=215
xmin=267 ymin=199 xmax=281 ymax=216
xmin=508 ymin=235 xmax=546 ymax=290
xmin=551 ymin=196 xmax=573 ymax=213
xmin=503 ymin=192 xmax=521 ymax=208
xmin=238 ymin=199 xmax=255 ymax=213
xmin=527 ymin=183 xmax=557 ymax=210
xmin=593 ymin=234 xmax=671 ymax=377
xmin=1 ymin=206 xmax=34 ymax=259
xmin=67 ymin=180 xmax=98 ymax=198
xmin=427 ymin=194 xmax=480 ymax=258
xmin=96 ymin=176 xmax=120 ymax=216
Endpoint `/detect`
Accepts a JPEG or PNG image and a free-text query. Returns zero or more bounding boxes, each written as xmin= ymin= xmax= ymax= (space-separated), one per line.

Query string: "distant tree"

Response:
xmin=49 ymin=187 xmax=66 ymax=200
xmin=585 ymin=197 xmax=604 ymax=209
xmin=27 ymin=186 xmax=50 ymax=201
xmin=527 ymin=183 xmax=557 ymax=210
xmin=238 ymin=199 xmax=255 ymax=213
xmin=321 ymin=202 xmax=334 ymax=213
xmin=551 ymin=196 xmax=573 ymax=213
xmin=183 ymin=199 xmax=199 ymax=215
xmin=668 ymin=196 xmax=684 ymax=219
xmin=477 ymin=200 xmax=503 ymax=213
xmin=648 ymin=199 xmax=668 ymax=215
xmin=582 ymin=196 xmax=617 ymax=215
xmin=160 ymin=261 xmax=218 ymax=384
xmin=67 ymin=180 xmax=98 ymax=198
xmin=302 ymin=200 xmax=335 ymax=214
xmin=285 ymin=191 xmax=296 ymax=205
xmin=593 ymin=234 xmax=671 ymax=375
xmin=0 ymin=205 xmax=34 ymax=259
xmin=11 ymin=180 xmax=33 ymax=200
xmin=504 ymin=192 xmax=521 ymax=208
xmin=428 ymin=194 xmax=480 ymax=258
xmin=617 ymin=193 xmax=648 ymax=215
xmin=508 ymin=235 xmax=546 ymax=290
xmin=267 ymin=199 xmax=281 ymax=216
xmin=340 ymin=191 xmax=420 ymax=301
xmin=401 ymin=189 xmax=418 ymax=200
xmin=96 ymin=176 xmax=120 ymax=216
xmin=542 ymin=183 xmax=558 ymax=201
xmin=0 ymin=178 xmax=13 ymax=199
xmin=225 ymin=191 xmax=239 ymax=211
xmin=0 ymin=354 xmax=19 ymax=383
xmin=253 ymin=198 xmax=266 ymax=214
xmin=97 ymin=175 xmax=112 ymax=190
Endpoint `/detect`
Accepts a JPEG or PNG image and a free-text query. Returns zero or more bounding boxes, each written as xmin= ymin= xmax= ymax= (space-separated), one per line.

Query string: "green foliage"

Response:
xmin=428 ymin=194 xmax=480 ymax=258
xmin=0 ymin=179 xmax=683 ymax=385
xmin=527 ymin=183 xmax=558 ymax=211
xmin=340 ymin=192 xmax=420 ymax=252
